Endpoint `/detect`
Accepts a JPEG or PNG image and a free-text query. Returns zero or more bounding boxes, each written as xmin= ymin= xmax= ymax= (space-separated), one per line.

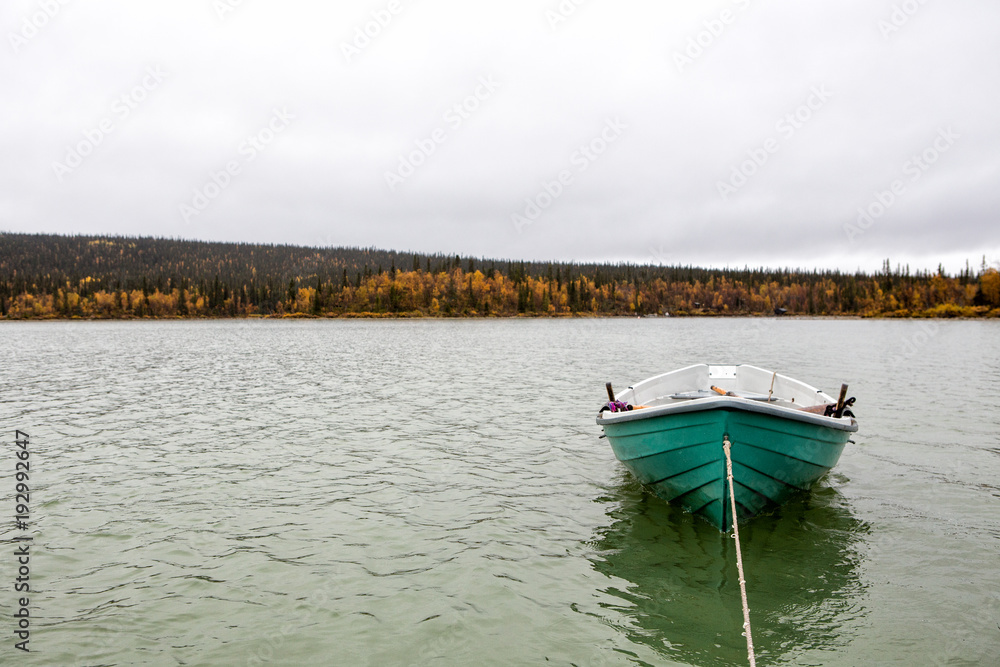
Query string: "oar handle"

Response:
xmin=834 ymin=383 xmax=849 ymax=417
xmin=710 ymin=385 xmax=728 ymax=396
xmin=606 ymin=382 xmax=616 ymax=402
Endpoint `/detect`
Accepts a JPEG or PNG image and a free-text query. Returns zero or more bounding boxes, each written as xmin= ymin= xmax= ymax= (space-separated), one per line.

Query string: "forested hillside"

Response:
xmin=1 ymin=233 xmax=997 ymax=319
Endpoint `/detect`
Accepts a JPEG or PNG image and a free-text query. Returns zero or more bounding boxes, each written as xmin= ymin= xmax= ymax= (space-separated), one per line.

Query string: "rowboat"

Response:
xmin=596 ymin=364 xmax=858 ymax=532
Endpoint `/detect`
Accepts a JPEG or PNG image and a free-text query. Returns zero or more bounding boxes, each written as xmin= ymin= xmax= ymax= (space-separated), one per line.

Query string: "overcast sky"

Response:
xmin=2 ymin=0 xmax=998 ymax=272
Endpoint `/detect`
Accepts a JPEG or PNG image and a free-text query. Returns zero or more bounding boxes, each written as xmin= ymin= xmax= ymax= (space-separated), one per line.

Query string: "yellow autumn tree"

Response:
xmin=981 ymin=269 xmax=1000 ymax=306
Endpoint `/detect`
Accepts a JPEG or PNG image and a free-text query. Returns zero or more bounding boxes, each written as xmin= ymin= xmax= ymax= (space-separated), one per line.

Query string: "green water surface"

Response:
xmin=1 ymin=318 xmax=997 ymax=665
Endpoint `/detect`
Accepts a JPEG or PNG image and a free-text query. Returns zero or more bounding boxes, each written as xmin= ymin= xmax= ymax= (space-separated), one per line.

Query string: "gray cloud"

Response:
xmin=2 ymin=0 xmax=998 ymax=272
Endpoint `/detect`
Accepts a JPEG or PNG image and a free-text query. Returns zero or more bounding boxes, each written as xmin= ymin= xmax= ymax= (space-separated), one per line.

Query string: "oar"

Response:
xmin=603 ymin=382 xmax=648 ymax=411
xmin=803 ymin=384 xmax=850 ymax=416
xmin=799 ymin=403 xmax=834 ymax=415
xmin=833 ymin=383 xmax=849 ymax=418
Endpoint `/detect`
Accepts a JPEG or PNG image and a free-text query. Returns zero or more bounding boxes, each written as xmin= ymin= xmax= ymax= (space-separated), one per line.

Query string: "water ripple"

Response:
xmin=0 ymin=319 xmax=997 ymax=666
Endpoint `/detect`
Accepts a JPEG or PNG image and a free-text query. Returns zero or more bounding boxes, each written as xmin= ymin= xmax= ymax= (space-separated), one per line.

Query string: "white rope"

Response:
xmin=723 ymin=436 xmax=756 ymax=667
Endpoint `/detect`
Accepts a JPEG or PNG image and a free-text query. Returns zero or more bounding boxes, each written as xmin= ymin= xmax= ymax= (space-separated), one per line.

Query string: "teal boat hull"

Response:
xmin=601 ymin=406 xmax=853 ymax=532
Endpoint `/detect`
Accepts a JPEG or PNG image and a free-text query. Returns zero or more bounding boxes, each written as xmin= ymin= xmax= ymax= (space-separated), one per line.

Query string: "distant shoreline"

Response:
xmin=2 ymin=312 xmax=996 ymax=322
xmin=3 ymin=233 xmax=998 ymax=320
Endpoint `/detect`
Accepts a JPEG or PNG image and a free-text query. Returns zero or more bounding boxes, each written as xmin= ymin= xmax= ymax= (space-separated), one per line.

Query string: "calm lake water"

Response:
xmin=1 ymin=318 xmax=998 ymax=666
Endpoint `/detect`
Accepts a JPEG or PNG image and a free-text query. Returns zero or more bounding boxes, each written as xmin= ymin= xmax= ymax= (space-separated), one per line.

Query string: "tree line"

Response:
xmin=1 ymin=232 xmax=997 ymax=319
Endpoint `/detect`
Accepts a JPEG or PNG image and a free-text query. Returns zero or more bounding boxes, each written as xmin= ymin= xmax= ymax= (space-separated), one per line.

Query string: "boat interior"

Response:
xmin=615 ymin=364 xmax=834 ymax=411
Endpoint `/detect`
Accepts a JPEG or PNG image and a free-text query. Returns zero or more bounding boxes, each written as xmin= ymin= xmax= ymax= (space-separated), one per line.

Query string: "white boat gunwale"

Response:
xmin=596 ymin=394 xmax=859 ymax=431
xmin=596 ymin=363 xmax=858 ymax=432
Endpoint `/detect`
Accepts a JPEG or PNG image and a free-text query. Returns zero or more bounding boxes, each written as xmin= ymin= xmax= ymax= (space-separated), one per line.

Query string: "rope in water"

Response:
xmin=723 ymin=436 xmax=757 ymax=667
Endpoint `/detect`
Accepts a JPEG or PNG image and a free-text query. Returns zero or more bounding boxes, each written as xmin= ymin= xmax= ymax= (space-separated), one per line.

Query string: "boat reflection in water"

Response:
xmin=590 ymin=472 xmax=867 ymax=666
